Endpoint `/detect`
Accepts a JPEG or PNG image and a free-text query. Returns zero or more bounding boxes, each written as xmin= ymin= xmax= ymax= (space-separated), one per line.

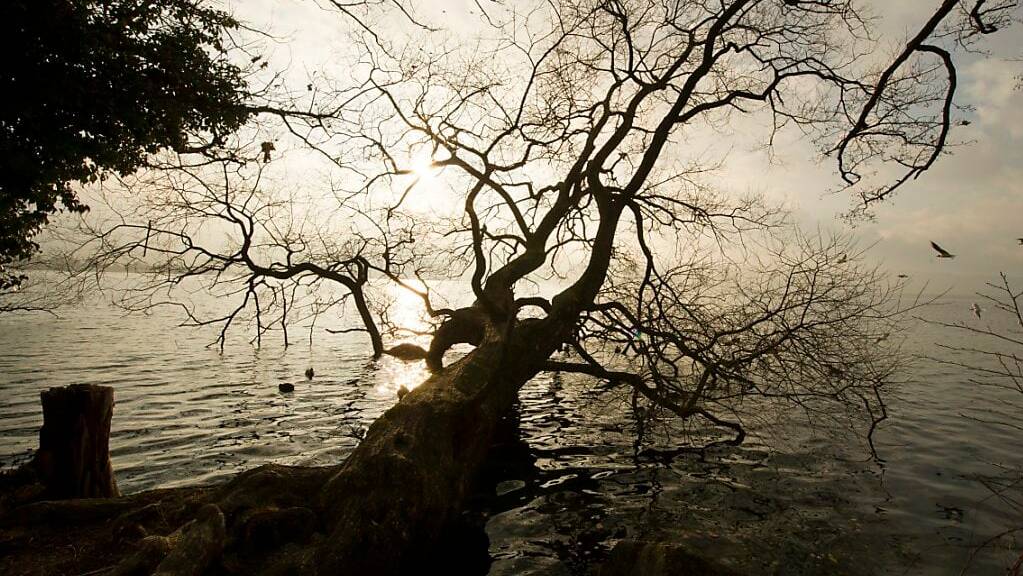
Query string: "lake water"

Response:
xmin=0 ymin=277 xmax=1020 ymax=575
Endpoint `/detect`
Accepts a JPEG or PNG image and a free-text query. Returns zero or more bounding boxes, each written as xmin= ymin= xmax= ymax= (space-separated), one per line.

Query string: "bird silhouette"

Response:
xmin=260 ymin=141 xmax=275 ymax=163
xmin=970 ymin=303 xmax=982 ymax=319
xmin=930 ymin=241 xmax=956 ymax=259
xmin=897 ymin=274 xmax=909 ymax=279
xmin=305 ymin=367 xmax=314 ymax=380
xmin=1016 ymin=238 xmax=1023 ymax=245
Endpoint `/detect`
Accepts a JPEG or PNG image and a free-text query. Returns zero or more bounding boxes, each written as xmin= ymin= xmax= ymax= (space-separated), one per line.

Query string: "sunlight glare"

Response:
xmin=392 ymin=150 xmax=444 ymax=214
xmin=375 ymin=279 xmax=433 ymax=399
xmin=389 ymin=279 xmax=431 ymax=334
xmin=410 ymin=151 xmax=440 ymax=185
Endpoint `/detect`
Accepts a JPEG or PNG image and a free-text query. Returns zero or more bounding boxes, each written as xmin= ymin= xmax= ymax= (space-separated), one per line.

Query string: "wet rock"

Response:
xmin=278 ymin=383 xmax=295 ymax=393
xmin=599 ymin=540 xmax=743 ymax=576
xmin=153 ymin=504 xmax=226 ymax=576
xmin=495 ymin=479 xmax=526 ymax=496
xmin=384 ymin=343 xmax=428 ymax=361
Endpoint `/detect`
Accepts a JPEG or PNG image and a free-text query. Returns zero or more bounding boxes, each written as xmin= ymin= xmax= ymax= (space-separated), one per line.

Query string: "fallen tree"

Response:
xmin=14 ymin=0 xmax=1018 ymax=574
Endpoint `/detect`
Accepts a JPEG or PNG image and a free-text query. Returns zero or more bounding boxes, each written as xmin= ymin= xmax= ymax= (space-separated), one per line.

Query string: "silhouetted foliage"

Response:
xmin=0 ymin=0 xmax=250 ymax=289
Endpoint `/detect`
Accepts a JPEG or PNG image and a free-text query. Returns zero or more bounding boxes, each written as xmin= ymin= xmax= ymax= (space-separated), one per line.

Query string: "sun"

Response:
xmin=409 ymin=152 xmax=440 ymax=184
xmin=393 ymin=150 xmax=444 ymax=213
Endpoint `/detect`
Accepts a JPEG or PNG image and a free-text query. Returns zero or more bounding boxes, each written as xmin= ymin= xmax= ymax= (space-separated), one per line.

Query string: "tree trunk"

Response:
xmin=351 ymin=286 xmax=384 ymax=358
xmin=311 ymin=312 xmax=566 ymax=573
xmin=32 ymin=384 xmax=119 ymax=499
xmin=314 ymin=333 xmax=513 ymax=571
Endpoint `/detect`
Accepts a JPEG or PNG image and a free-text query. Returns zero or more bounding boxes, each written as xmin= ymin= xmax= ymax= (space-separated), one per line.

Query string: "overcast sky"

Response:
xmin=227 ymin=0 xmax=1022 ymax=291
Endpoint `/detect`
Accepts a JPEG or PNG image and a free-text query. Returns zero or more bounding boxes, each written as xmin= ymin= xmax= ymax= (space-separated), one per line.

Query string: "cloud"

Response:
xmin=962 ymin=58 xmax=1023 ymax=140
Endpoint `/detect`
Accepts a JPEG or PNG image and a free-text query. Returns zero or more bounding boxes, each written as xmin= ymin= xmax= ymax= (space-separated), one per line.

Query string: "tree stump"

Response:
xmin=32 ymin=384 xmax=119 ymax=499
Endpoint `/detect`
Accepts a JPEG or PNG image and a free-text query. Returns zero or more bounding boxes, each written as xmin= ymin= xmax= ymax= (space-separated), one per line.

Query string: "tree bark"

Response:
xmin=351 ymin=286 xmax=384 ymax=358
xmin=314 ymin=327 xmax=514 ymax=572
xmin=312 ymin=311 xmax=566 ymax=573
xmin=32 ymin=384 xmax=119 ymax=499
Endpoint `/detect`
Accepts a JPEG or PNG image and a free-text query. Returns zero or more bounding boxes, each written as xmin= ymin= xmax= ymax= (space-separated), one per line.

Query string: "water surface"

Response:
xmin=0 ymin=280 xmax=1020 ymax=574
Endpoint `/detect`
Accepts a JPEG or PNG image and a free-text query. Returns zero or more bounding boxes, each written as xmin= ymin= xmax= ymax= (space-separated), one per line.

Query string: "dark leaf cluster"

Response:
xmin=0 ymin=0 xmax=250 ymax=287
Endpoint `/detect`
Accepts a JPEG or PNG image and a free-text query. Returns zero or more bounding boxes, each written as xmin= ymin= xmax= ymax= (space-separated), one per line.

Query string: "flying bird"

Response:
xmin=897 ymin=274 xmax=909 ymax=279
xmin=970 ymin=303 xmax=982 ymax=319
xmin=1016 ymin=238 xmax=1022 ymax=245
xmin=930 ymin=241 xmax=955 ymax=259
xmin=305 ymin=367 xmax=314 ymax=380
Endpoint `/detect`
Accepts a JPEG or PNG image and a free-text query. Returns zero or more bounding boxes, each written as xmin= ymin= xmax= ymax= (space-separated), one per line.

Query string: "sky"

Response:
xmin=219 ymin=1 xmax=1023 ymax=291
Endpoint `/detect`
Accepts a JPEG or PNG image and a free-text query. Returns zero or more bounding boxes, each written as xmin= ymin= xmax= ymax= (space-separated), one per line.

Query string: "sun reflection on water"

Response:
xmin=376 ymin=358 xmax=430 ymax=399
xmin=375 ymin=281 xmax=433 ymax=398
